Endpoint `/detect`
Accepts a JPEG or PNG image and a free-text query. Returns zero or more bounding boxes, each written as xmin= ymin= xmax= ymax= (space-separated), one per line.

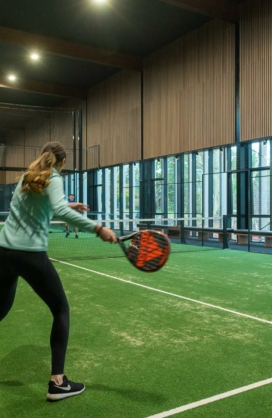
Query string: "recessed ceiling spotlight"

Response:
xmin=8 ymin=75 xmax=16 ymax=81
xmin=93 ymin=0 xmax=107 ymax=4
xmin=30 ymin=53 xmax=39 ymax=60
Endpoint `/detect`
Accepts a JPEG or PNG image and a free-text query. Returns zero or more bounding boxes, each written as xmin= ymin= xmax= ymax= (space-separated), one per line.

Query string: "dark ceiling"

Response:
xmin=1 ymin=0 xmax=211 ymax=56
xmin=0 ymin=0 xmax=242 ymax=116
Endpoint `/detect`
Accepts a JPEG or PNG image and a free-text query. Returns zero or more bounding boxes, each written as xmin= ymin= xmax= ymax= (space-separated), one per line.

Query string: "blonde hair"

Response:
xmin=21 ymin=142 xmax=66 ymax=194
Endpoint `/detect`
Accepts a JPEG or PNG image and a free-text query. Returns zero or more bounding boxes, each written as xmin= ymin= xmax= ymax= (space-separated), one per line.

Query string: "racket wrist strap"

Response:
xmin=96 ymin=225 xmax=104 ymax=237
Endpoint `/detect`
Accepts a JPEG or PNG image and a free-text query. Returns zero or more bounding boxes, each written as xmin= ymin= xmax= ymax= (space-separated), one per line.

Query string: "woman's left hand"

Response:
xmin=68 ymin=202 xmax=90 ymax=213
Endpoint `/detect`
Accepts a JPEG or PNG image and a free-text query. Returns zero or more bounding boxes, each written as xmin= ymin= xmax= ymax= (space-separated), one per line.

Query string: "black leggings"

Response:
xmin=0 ymin=247 xmax=69 ymax=375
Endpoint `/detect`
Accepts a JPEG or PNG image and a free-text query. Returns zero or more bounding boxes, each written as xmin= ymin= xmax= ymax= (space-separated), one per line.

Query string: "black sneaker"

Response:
xmin=75 ymin=234 xmax=79 ymax=239
xmin=65 ymin=232 xmax=70 ymax=238
xmin=46 ymin=375 xmax=85 ymax=402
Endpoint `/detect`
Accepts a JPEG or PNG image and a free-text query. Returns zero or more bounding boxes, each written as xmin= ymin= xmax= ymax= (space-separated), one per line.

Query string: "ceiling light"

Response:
xmin=30 ymin=53 xmax=39 ymax=60
xmin=93 ymin=0 xmax=107 ymax=4
xmin=8 ymin=75 xmax=16 ymax=81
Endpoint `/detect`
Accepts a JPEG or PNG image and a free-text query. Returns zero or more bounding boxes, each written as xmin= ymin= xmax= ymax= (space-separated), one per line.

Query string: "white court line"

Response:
xmin=50 ymin=258 xmax=272 ymax=326
xmin=145 ymin=377 xmax=272 ymax=417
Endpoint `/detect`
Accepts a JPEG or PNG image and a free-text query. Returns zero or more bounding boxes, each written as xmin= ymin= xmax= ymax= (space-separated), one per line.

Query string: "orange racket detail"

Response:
xmin=118 ymin=230 xmax=170 ymax=272
xmin=135 ymin=232 xmax=164 ymax=267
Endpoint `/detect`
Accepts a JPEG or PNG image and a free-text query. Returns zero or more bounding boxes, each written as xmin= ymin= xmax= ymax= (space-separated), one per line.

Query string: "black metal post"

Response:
xmin=78 ymin=110 xmax=83 ymax=203
xmin=222 ymin=214 xmax=229 ymax=249
xmin=72 ymin=111 xmax=77 ymax=197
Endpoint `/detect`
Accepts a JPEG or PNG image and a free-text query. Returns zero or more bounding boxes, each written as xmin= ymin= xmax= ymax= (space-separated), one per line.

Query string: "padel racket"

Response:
xmin=118 ymin=230 xmax=170 ymax=272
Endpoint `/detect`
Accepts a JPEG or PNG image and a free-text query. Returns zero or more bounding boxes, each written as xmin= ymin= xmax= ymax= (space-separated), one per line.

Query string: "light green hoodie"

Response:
xmin=0 ymin=168 xmax=97 ymax=252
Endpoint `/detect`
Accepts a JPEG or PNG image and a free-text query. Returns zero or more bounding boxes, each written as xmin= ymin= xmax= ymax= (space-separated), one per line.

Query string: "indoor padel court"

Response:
xmin=1 ymin=0 xmax=272 ymax=417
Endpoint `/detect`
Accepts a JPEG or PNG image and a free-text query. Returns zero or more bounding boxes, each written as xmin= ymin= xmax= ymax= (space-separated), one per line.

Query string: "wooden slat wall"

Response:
xmin=24 ymin=117 xmax=50 ymax=147
xmin=5 ymin=117 xmax=50 ymax=182
xmin=0 ymin=144 xmax=5 ymax=167
xmin=240 ymin=0 xmax=272 ymax=141
xmin=5 ymin=171 xmax=22 ymax=184
xmin=0 ymin=172 xmax=5 ymax=184
xmin=144 ymin=19 xmax=235 ymax=158
xmin=59 ymin=99 xmax=87 ymax=170
xmin=0 ymin=144 xmax=5 ymax=184
xmin=1 ymin=109 xmax=76 ymax=183
xmin=87 ymin=70 xmax=141 ymax=168
xmin=24 ymin=147 xmax=41 ymax=167
xmin=1 ymin=109 xmax=75 ymax=183
xmin=4 ymin=130 xmax=25 ymax=184
xmin=50 ymin=111 xmax=74 ymax=170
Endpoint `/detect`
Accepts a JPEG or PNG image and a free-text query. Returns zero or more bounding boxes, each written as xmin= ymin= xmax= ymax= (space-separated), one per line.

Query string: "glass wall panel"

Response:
xmin=250 ymin=141 xmax=271 ymax=233
xmin=132 ymin=163 xmax=140 ymax=222
xmin=231 ymin=146 xmax=237 ymax=171
xmin=251 ymin=142 xmax=260 ymax=168
xmin=154 ymin=158 xmax=165 ymax=218
xmin=155 ymin=180 xmax=164 ymax=215
xmin=82 ymin=172 xmax=88 ymax=217
xmin=113 ymin=166 xmax=119 ymax=225
xmin=251 ymin=169 xmax=270 ymax=231
xmin=196 ymin=152 xmax=204 ymax=218
xmin=105 ymin=168 xmax=111 ymax=225
xmin=84 ymin=139 xmax=271 ymax=248
xmin=123 ymin=164 xmax=130 ymax=219
xmin=228 ymin=172 xmax=237 ymax=229
xmin=202 ymin=152 xmax=209 ymax=219
xmin=261 ymin=141 xmax=270 ymax=167
xmin=96 ymin=170 xmax=102 ymax=221
xmin=184 ymin=154 xmax=191 ymax=218
xmin=213 ymin=149 xmax=223 ymax=221
xmin=167 ymin=156 xmax=176 ymax=218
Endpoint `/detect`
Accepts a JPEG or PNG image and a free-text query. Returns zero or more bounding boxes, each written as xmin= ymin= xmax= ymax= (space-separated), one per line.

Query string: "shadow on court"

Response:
xmin=0 ymin=344 xmax=49 ymax=384
xmin=0 ymin=345 xmax=52 ymax=418
xmin=89 ymin=383 xmax=167 ymax=404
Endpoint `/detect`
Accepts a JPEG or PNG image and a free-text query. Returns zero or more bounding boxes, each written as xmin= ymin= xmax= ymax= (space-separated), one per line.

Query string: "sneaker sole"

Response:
xmin=46 ymin=386 xmax=85 ymax=402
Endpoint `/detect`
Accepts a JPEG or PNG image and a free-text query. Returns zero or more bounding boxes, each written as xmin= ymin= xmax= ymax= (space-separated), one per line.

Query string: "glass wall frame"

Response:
xmin=83 ymin=138 xmax=272 ymax=240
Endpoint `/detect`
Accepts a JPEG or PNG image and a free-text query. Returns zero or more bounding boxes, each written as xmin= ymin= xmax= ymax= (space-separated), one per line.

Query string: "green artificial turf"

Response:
xmin=1 ymin=249 xmax=272 ymax=417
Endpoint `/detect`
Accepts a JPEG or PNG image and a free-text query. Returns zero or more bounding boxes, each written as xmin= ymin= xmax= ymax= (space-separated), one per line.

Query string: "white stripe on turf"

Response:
xmin=144 ymin=377 xmax=272 ymax=417
xmin=50 ymin=258 xmax=272 ymax=326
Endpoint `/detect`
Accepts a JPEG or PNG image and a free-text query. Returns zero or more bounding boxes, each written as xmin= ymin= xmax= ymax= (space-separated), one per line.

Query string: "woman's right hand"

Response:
xmin=95 ymin=225 xmax=117 ymax=243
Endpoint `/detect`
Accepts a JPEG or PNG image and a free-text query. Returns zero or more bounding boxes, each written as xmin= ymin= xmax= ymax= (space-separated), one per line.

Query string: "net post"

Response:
xmin=222 ymin=215 xmax=229 ymax=249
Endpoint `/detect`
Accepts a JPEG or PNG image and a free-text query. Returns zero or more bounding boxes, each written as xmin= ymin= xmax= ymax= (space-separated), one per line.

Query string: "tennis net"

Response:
xmin=0 ymin=216 xmax=226 ymax=260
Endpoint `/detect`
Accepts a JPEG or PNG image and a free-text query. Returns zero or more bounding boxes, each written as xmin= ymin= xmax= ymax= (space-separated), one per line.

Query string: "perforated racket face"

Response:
xmin=127 ymin=230 xmax=170 ymax=272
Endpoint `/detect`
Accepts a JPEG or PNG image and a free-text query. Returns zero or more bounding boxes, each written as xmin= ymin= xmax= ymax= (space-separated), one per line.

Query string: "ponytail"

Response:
xmin=21 ymin=142 xmax=66 ymax=194
xmin=21 ymin=152 xmax=56 ymax=194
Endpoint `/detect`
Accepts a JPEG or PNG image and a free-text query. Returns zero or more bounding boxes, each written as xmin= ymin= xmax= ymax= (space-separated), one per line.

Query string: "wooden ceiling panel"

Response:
xmin=159 ymin=0 xmax=239 ymax=22
xmin=0 ymin=27 xmax=143 ymax=72
xmin=0 ymin=76 xmax=87 ymax=99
